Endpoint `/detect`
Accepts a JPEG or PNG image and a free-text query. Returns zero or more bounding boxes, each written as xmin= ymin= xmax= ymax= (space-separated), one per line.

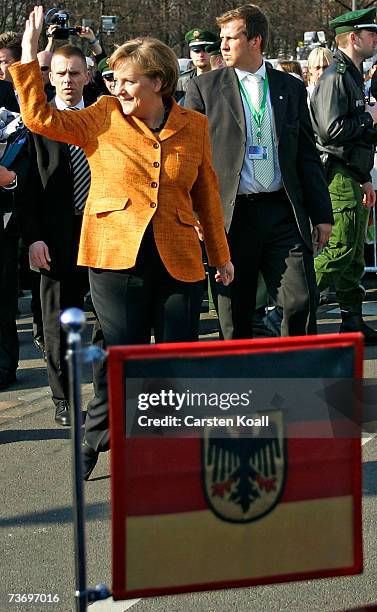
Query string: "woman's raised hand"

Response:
xmin=21 ymin=5 xmax=44 ymax=63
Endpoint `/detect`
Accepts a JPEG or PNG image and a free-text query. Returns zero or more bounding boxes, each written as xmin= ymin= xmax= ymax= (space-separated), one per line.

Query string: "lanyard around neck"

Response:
xmin=238 ymin=73 xmax=269 ymax=137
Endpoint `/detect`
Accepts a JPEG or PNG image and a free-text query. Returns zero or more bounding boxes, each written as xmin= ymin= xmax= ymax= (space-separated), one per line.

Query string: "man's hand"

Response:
xmin=44 ymin=24 xmax=59 ymax=52
xmin=22 ymin=5 xmax=44 ymax=64
xmin=77 ymin=27 xmax=102 ymax=54
xmin=312 ymin=223 xmax=332 ymax=254
xmin=215 ymin=261 xmax=234 ymax=286
xmin=29 ymin=241 xmax=51 ymax=271
xmin=362 ymin=181 xmax=376 ymax=208
xmin=0 ymin=166 xmax=16 ymax=187
xmin=78 ymin=26 xmax=96 ymax=43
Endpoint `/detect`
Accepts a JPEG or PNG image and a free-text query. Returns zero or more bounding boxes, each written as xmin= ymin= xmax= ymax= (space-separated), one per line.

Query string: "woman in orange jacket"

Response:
xmin=13 ymin=6 xmax=233 ymax=479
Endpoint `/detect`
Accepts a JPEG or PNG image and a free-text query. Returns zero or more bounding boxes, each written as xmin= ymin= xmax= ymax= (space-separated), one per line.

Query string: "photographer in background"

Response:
xmin=44 ymin=19 xmax=107 ymax=104
xmin=45 ymin=22 xmax=105 ymax=61
xmin=77 ymin=27 xmax=108 ymax=101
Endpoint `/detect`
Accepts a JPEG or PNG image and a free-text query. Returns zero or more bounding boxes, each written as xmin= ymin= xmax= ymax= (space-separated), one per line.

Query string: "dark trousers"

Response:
xmin=85 ymin=262 xmax=203 ymax=451
xmin=0 ymin=218 xmax=19 ymax=374
xmin=219 ymin=191 xmax=318 ymax=340
xmin=41 ymin=267 xmax=88 ymax=405
xmin=30 ymin=270 xmax=43 ymax=341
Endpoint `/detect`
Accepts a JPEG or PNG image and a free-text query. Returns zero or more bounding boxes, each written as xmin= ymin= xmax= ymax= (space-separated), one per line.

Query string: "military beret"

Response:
xmin=97 ymin=57 xmax=113 ymax=76
xmin=330 ymin=7 xmax=377 ymax=36
xmin=205 ymin=40 xmax=221 ymax=56
xmin=185 ymin=28 xmax=218 ymax=47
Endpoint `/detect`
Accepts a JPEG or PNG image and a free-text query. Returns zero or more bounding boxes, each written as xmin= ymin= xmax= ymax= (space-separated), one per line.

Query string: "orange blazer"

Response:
xmin=10 ymin=60 xmax=230 ymax=283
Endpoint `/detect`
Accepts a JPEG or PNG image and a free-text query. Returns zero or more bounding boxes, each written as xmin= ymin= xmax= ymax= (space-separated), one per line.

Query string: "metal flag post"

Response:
xmin=60 ymin=308 xmax=111 ymax=611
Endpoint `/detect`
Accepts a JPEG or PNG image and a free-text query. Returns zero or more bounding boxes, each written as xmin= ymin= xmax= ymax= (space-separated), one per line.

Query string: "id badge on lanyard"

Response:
xmin=248 ymin=145 xmax=268 ymax=160
xmin=239 ymin=75 xmax=270 ymax=162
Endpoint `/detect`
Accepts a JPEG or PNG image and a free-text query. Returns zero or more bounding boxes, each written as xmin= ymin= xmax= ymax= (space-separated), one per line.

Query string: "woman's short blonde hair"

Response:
xmin=109 ymin=37 xmax=179 ymax=100
xmin=307 ymin=47 xmax=334 ymax=71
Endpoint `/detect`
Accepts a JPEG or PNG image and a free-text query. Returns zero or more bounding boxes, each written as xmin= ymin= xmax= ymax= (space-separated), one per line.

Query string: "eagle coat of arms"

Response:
xmin=202 ymin=412 xmax=286 ymax=523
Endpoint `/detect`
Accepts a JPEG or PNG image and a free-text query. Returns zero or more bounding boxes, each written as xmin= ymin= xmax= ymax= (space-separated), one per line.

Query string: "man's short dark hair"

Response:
xmin=0 ymin=31 xmax=22 ymax=61
xmin=216 ymin=4 xmax=269 ymax=52
xmin=52 ymin=44 xmax=88 ymax=71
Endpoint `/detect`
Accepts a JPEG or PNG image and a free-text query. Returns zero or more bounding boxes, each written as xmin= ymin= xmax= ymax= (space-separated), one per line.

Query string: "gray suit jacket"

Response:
xmin=185 ymin=66 xmax=333 ymax=249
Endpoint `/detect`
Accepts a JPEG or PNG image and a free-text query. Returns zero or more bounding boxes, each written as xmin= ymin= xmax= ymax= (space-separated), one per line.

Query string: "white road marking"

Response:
xmin=90 ymin=597 xmax=141 ymax=610
xmin=362 ymin=435 xmax=377 ymax=445
xmin=17 ymin=388 xmax=51 ymax=402
xmin=327 ymin=302 xmax=377 ymax=316
xmin=362 ymin=421 xmax=377 ymax=445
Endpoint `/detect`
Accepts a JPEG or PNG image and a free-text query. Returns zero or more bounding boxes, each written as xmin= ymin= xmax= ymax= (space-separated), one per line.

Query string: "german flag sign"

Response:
xmin=109 ymin=334 xmax=363 ymax=600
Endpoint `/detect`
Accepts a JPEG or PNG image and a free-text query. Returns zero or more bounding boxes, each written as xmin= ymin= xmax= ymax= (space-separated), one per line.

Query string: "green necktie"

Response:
xmin=249 ymin=74 xmax=275 ymax=190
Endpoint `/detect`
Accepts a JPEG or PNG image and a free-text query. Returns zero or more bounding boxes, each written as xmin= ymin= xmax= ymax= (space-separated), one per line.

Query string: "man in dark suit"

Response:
xmin=185 ymin=3 xmax=333 ymax=340
xmin=18 ymin=45 xmax=91 ymax=426
xmin=0 ymin=32 xmax=30 ymax=388
xmin=0 ymin=143 xmax=30 ymax=389
xmin=0 ymin=32 xmax=46 ymax=358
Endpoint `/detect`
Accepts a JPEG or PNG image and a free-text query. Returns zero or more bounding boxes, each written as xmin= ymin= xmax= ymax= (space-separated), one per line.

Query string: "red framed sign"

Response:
xmin=109 ymin=333 xmax=363 ymax=600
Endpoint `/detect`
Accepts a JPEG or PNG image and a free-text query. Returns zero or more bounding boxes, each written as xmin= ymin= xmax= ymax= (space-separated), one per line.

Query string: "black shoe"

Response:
xmin=81 ymin=441 xmax=99 ymax=480
xmin=340 ymin=315 xmax=377 ymax=346
xmin=0 ymin=368 xmax=17 ymax=390
xmin=33 ymin=336 xmax=47 ymax=361
xmin=54 ymin=400 xmax=71 ymax=426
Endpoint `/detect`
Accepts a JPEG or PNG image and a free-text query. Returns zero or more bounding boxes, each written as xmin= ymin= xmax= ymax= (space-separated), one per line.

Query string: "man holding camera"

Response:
xmin=45 ymin=17 xmax=107 ymax=104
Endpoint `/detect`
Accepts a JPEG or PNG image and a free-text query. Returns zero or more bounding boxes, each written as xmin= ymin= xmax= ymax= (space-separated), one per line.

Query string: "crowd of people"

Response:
xmin=1 ymin=3 xmax=377 ymax=479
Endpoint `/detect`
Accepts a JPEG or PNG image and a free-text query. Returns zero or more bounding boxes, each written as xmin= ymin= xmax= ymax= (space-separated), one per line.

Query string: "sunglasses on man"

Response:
xmin=40 ymin=66 xmax=50 ymax=71
xmin=102 ymin=72 xmax=114 ymax=82
xmin=190 ymin=45 xmax=207 ymax=53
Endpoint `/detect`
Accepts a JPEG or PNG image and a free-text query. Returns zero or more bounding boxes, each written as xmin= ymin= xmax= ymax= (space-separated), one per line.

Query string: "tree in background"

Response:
xmin=0 ymin=0 xmax=373 ymax=59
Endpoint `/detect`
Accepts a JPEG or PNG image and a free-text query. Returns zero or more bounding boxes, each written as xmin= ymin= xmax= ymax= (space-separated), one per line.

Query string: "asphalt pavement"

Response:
xmin=1 ymin=288 xmax=377 ymax=612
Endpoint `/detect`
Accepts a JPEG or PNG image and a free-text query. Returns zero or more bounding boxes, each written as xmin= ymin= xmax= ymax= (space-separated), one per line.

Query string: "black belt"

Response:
xmin=237 ymin=189 xmax=286 ymax=202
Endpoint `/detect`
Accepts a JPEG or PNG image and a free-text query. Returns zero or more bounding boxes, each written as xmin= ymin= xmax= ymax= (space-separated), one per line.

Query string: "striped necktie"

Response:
xmin=248 ymin=74 xmax=275 ymax=190
xmin=67 ymin=107 xmax=91 ymax=212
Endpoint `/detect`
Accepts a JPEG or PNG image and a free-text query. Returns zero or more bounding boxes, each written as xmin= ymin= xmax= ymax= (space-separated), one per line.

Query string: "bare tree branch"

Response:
xmin=0 ymin=0 xmax=356 ymax=59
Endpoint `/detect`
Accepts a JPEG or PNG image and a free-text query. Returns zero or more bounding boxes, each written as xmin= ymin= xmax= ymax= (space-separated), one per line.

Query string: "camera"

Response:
xmin=297 ymin=30 xmax=328 ymax=60
xmin=45 ymin=8 xmax=82 ymax=40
